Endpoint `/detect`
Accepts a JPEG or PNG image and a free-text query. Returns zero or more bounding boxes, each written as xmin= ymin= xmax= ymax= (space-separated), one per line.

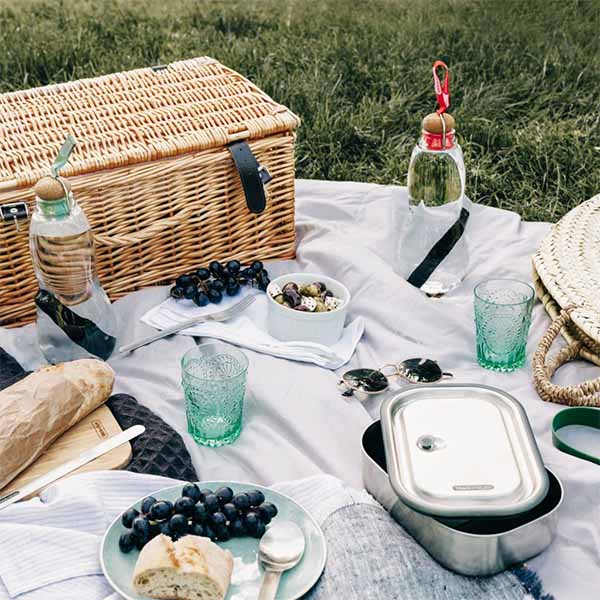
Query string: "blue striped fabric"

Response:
xmin=0 ymin=471 xmax=178 ymax=599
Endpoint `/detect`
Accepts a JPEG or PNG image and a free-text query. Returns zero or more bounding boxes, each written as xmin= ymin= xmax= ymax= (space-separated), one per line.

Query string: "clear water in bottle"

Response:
xmin=29 ymin=178 xmax=117 ymax=363
xmin=398 ymin=125 xmax=469 ymax=295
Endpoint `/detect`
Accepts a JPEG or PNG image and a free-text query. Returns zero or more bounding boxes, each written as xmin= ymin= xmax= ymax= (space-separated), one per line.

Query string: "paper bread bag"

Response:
xmin=0 ymin=359 xmax=114 ymax=489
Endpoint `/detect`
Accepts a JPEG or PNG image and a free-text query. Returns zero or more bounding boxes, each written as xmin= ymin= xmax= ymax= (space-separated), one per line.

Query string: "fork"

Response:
xmin=117 ymin=294 xmax=256 ymax=354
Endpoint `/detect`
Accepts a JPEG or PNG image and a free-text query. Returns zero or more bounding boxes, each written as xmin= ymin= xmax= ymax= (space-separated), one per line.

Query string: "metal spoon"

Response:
xmin=257 ymin=521 xmax=305 ymax=600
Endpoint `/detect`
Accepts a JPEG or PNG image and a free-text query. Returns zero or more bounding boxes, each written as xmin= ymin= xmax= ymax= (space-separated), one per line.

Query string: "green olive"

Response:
xmin=314 ymin=300 xmax=327 ymax=312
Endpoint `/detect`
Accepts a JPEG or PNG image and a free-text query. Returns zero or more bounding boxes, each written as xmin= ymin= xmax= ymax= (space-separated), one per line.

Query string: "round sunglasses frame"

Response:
xmin=338 ymin=358 xmax=452 ymax=401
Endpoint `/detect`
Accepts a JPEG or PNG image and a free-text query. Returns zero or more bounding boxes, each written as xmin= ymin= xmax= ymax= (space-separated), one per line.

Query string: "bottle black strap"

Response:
xmin=227 ymin=141 xmax=271 ymax=214
xmin=35 ymin=289 xmax=116 ymax=360
xmin=407 ymin=207 xmax=470 ymax=290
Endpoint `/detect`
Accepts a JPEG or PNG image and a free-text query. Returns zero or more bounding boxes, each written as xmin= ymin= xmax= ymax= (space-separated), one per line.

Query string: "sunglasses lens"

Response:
xmin=343 ymin=369 xmax=389 ymax=393
xmin=402 ymin=358 xmax=443 ymax=383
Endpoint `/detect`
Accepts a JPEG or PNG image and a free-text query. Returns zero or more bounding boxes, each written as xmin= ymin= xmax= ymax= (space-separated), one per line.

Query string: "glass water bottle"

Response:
xmin=398 ymin=111 xmax=469 ymax=295
xmin=29 ymin=175 xmax=117 ymax=363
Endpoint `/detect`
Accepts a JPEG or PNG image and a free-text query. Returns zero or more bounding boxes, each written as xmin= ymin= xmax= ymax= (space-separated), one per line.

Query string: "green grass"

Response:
xmin=0 ymin=0 xmax=598 ymax=221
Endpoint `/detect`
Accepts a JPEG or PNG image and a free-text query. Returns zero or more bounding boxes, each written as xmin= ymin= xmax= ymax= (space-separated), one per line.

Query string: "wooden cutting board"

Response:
xmin=0 ymin=404 xmax=132 ymax=499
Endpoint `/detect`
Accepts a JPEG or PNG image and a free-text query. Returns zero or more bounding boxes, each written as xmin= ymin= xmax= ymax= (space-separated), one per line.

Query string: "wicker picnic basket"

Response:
xmin=0 ymin=57 xmax=300 ymax=327
xmin=532 ymin=193 xmax=600 ymax=406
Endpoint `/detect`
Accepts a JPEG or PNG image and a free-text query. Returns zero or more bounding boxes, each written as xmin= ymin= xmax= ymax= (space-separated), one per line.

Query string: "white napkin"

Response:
xmin=140 ymin=289 xmax=364 ymax=369
xmin=0 ymin=470 xmax=371 ymax=600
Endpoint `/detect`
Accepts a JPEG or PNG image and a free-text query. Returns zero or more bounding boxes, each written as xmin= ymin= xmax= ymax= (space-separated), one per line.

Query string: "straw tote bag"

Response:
xmin=532 ymin=193 xmax=600 ymax=406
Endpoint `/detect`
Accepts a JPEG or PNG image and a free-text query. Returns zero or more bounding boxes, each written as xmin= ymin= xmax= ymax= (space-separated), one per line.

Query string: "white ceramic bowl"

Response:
xmin=267 ymin=272 xmax=350 ymax=345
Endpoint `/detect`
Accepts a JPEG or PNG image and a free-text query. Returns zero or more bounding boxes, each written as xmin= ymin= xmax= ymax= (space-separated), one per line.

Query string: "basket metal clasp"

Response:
xmin=1 ymin=202 xmax=29 ymax=231
xmin=258 ymin=165 xmax=272 ymax=187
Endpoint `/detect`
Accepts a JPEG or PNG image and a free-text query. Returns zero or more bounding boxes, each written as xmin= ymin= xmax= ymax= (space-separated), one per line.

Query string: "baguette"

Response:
xmin=133 ymin=535 xmax=233 ymax=600
xmin=0 ymin=359 xmax=114 ymax=489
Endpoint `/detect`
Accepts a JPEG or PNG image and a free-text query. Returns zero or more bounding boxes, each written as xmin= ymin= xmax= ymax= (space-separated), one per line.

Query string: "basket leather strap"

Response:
xmin=228 ymin=141 xmax=270 ymax=214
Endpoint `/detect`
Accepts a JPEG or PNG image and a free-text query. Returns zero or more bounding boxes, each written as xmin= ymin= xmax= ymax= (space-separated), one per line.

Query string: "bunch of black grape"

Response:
xmin=170 ymin=260 xmax=270 ymax=307
xmin=118 ymin=484 xmax=278 ymax=553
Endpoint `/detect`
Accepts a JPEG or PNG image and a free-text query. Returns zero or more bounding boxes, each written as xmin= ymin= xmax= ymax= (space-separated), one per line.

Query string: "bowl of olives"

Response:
xmin=266 ymin=273 xmax=350 ymax=345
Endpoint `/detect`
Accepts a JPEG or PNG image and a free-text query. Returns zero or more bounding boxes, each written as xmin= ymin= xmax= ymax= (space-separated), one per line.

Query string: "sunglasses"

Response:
xmin=338 ymin=358 xmax=452 ymax=401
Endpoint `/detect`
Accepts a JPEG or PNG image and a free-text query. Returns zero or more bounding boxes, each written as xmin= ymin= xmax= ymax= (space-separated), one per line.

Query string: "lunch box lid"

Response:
xmin=380 ymin=384 xmax=549 ymax=518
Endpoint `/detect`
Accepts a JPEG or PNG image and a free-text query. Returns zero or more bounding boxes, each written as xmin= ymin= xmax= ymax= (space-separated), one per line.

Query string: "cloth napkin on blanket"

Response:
xmin=0 ymin=471 xmax=551 ymax=600
xmin=141 ymin=289 xmax=364 ymax=370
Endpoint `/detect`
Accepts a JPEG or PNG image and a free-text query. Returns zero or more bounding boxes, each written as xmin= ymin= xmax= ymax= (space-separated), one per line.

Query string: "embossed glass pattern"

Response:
xmin=181 ymin=342 xmax=248 ymax=447
xmin=474 ymin=279 xmax=534 ymax=372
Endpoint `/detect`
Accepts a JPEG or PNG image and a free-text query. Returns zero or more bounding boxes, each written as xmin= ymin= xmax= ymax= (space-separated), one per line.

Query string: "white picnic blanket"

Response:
xmin=2 ymin=179 xmax=599 ymax=600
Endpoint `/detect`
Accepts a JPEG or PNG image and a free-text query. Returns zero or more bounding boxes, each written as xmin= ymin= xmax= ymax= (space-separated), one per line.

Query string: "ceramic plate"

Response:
xmin=101 ymin=481 xmax=327 ymax=600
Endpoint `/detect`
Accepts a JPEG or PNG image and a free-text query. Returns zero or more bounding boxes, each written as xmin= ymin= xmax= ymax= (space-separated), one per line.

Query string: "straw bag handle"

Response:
xmin=532 ymin=306 xmax=600 ymax=407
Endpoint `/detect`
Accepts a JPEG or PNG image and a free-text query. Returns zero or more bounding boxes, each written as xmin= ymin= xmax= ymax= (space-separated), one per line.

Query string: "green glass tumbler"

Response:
xmin=181 ymin=342 xmax=248 ymax=447
xmin=474 ymin=279 xmax=535 ymax=372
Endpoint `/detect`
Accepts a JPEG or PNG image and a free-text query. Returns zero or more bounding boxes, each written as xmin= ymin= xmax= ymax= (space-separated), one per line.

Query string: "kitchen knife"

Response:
xmin=0 ymin=424 xmax=145 ymax=511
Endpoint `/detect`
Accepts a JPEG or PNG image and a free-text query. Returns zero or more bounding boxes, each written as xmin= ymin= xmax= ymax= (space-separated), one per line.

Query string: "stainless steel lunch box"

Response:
xmin=362 ymin=420 xmax=563 ymax=576
xmin=381 ymin=384 xmax=549 ymax=518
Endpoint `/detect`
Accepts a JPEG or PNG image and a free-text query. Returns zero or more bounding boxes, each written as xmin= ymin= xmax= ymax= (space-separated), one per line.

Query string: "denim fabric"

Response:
xmin=302 ymin=503 xmax=532 ymax=600
xmin=275 ymin=476 xmax=552 ymax=600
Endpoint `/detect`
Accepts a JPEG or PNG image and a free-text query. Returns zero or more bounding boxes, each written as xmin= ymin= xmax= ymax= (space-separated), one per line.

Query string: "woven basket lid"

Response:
xmin=0 ymin=57 xmax=300 ymax=188
xmin=533 ymin=193 xmax=600 ymax=344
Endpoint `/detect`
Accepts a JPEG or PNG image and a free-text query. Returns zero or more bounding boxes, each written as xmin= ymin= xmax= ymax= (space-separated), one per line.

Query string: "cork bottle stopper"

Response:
xmin=422 ymin=112 xmax=456 ymax=134
xmin=34 ymin=176 xmax=71 ymax=201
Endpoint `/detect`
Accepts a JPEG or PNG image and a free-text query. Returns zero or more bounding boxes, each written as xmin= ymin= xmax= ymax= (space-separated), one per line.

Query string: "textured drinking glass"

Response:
xmin=181 ymin=342 xmax=248 ymax=447
xmin=474 ymin=279 xmax=535 ymax=372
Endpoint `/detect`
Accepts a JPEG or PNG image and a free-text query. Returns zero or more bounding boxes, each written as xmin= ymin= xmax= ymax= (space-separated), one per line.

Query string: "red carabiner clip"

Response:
xmin=432 ymin=60 xmax=450 ymax=114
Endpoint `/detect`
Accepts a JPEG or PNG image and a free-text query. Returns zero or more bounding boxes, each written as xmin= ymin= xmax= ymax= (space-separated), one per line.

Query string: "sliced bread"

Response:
xmin=132 ymin=534 xmax=233 ymax=600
